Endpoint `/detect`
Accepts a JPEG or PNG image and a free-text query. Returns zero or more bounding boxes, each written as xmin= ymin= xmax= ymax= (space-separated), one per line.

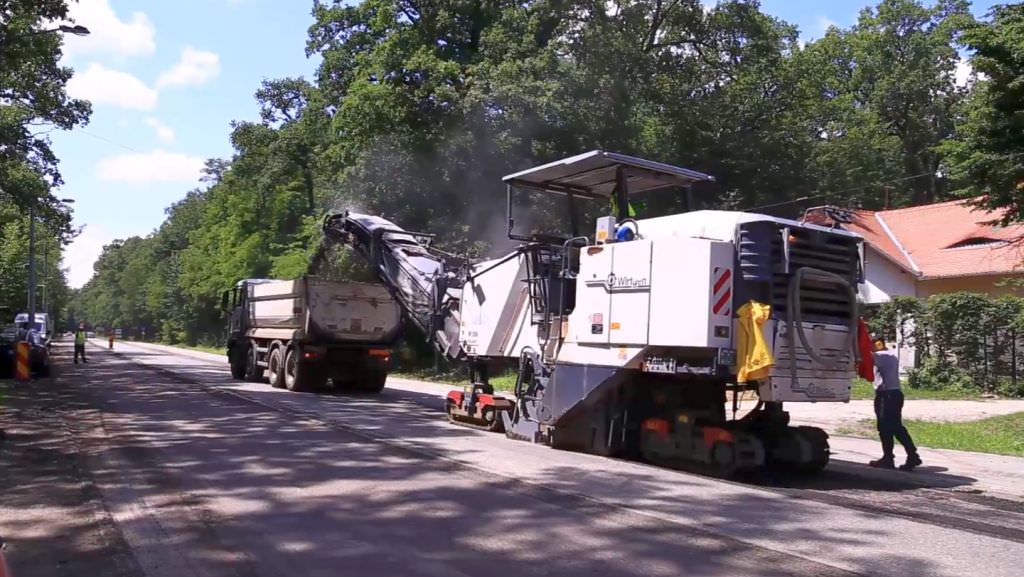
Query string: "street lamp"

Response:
xmin=27 ymin=197 xmax=74 ymax=332
xmin=57 ymin=25 xmax=91 ymax=37
xmin=0 ymin=23 xmax=90 ymax=56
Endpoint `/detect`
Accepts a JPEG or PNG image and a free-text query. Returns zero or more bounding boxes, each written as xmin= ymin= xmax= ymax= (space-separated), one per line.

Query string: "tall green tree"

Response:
xmin=0 ymin=0 xmax=91 ymax=234
xmin=794 ymin=0 xmax=974 ymax=209
xmin=941 ymin=3 xmax=1024 ymax=223
xmin=73 ymin=0 xmax=991 ymax=349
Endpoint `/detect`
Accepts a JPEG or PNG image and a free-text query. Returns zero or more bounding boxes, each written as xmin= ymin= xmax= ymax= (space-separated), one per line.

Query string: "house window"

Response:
xmin=944 ymin=237 xmax=1008 ymax=250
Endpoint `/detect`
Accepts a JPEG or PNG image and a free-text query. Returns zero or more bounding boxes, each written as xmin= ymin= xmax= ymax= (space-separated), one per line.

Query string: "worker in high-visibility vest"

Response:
xmin=609 ymin=195 xmax=637 ymax=219
xmin=74 ymin=323 xmax=88 ymax=364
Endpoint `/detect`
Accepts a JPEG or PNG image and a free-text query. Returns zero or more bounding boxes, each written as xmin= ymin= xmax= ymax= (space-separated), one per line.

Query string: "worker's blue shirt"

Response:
xmin=872 ymin=349 xmax=901 ymax=392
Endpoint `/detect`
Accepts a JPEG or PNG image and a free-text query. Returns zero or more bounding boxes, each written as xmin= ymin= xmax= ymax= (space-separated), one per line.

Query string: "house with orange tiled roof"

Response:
xmin=805 ymin=198 xmax=1024 ymax=304
xmin=805 ymin=199 xmax=1024 ymax=372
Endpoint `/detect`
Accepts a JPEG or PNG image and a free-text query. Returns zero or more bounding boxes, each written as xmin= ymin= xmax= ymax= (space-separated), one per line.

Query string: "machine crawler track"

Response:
xmin=444 ymin=408 xmax=506 ymax=433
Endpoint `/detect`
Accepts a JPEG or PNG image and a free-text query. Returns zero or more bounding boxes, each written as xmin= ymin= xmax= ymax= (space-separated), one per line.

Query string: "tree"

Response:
xmin=72 ymin=0 xmax=993 ymax=351
xmin=941 ymin=3 xmax=1024 ymax=223
xmin=795 ymin=0 xmax=974 ymax=209
xmin=0 ymin=0 xmax=92 ymax=234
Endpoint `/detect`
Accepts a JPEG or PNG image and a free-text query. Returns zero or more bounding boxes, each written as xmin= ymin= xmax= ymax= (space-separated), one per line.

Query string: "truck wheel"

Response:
xmin=244 ymin=344 xmax=262 ymax=382
xmin=360 ymin=367 xmax=387 ymax=394
xmin=284 ymin=350 xmax=326 ymax=392
xmin=229 ymin=346 xmax=246 ymax=380
xmin=284 ymin=349 xmax=303 ymax=391
xmin=267 ymin=347 xmax=285 ymax=389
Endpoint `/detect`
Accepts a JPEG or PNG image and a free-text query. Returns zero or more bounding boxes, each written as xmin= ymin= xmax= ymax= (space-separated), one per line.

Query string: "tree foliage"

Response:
xmin=872 ymin=292 xmax=1024 ymax=397
xmin=942 ymin=3 xmax=1024 ymax=223
xmin=0 ymin=0 xmax=91 ymax=235
xmin=0 ymin=1 xmax=88 ymax=327
xmin=74 ymin=0 xmax=993 ymax=349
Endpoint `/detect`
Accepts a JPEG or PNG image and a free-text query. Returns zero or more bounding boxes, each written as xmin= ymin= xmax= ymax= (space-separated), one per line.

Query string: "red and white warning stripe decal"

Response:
xmin=711 ymin=266 xmax=732 ymax=316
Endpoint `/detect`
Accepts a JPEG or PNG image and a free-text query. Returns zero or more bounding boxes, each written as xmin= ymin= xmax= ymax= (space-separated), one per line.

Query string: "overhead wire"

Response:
xmin=741 ymin=170 xmax=939 ymax=212
xmin=76 ymin=129 xmax=143 ymax=153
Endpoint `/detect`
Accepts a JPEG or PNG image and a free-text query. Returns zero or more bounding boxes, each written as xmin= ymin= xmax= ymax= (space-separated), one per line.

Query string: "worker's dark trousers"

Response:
xmin=74 ymin=344 xmax=87 ymax=364
xmin=874 ymin=389 xmax=917 ymax=458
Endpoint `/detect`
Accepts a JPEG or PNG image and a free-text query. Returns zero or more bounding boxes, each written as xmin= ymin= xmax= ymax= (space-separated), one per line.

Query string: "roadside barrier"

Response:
xmin=14 ymin=342 xmax=29 ymax=382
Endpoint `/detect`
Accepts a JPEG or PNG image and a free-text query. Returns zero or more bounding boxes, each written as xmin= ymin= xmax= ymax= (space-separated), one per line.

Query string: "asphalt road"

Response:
xmin=39 ymin=340 xmax=1024 ymax=577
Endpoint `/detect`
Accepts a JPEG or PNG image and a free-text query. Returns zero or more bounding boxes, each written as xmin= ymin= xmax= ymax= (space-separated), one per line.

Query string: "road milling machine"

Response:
xmin=321 ymin=151 xmax=864 ymax=474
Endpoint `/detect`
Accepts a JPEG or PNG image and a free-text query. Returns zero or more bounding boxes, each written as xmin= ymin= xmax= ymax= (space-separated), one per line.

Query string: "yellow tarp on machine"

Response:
xmin=735 ymin=300 xmax=774 ymax=383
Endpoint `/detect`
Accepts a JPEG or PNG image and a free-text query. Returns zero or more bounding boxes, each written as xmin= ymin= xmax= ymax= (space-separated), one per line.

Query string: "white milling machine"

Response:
xmin=323 ymin=151 xmax=863 ymax=474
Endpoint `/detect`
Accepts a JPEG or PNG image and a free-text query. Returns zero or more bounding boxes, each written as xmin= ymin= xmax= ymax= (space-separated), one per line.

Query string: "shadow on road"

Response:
xmin=45 ymin=348 xmax=989 ymax=576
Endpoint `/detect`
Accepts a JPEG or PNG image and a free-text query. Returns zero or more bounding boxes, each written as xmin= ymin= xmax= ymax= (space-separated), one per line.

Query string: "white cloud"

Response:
xmin=955 ymin=56 xmax=974 ymax=87
xmin=67 ymin=63 xmax=157 ymax=110
xmin=63 ymin=0 xmax=156 ymax=58
xmin=65 ymin=225 xmax=114 ymax=289
xmin=144 ymin=117 xmax=176 ymax=144
xmin=97 ymin=150 xmax=205 ymax=184
xmin=157 ymin=47 xmax=221 ymax=88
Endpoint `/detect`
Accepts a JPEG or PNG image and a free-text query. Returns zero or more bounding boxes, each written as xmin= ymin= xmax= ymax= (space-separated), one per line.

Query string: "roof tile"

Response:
xmin=806 ymin=199 xmax=1024 ymax=280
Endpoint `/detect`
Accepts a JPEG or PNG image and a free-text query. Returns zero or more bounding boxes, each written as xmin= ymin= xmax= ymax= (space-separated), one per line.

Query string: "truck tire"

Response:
xmin=267 ymin=346 xmax=285 ymax=389
xmin=229 ymin=345 xmax=246 ymax=380
xmin=284 ymin=349 xmax=327 ymax=392
xmin=360 ymin=366 xmax=387 ymax=394
xmin=244 ymin=344 xmax=262 ymax=382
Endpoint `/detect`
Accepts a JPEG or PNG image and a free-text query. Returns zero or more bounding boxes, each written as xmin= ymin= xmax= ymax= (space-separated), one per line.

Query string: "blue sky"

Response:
xmin=53 ymin=0 xmax=1002 ymax=288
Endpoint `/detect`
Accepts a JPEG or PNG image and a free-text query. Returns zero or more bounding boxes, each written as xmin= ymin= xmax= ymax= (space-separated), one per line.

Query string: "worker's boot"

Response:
xmin=868 ymin=456 xmax=895 ymax=469
xmin=899 ymin=453 xmax=922 ymax=471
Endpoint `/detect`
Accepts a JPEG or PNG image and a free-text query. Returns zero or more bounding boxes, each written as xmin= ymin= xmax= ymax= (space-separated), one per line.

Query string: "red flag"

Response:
xmin=857 ymin=318 xmax=875 ymax=381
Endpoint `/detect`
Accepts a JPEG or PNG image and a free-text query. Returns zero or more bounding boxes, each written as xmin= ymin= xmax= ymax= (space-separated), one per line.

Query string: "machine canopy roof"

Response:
xmin=501 ymin=150 xmax=715 ymax=199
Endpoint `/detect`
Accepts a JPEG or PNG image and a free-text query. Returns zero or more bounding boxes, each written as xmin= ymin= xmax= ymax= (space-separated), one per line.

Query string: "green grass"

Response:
xmin=179 ymin=344 xmax=225 ymax=356
xmin=842 ymin=413 xmax=1024 ymax=457
xmin=394 ymin=369 xmax=518 ymax=393
xmin=850 ymin=379 xmax=984 ymax=400
xmin=399 ymin=373 xmax=981 ymax=401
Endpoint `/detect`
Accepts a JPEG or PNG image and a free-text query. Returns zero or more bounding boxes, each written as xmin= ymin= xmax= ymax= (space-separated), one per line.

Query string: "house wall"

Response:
xmin=917 ymin=275 xmax=1024 ymax=298
xmin=859 ymin=247 xmax=918 ymax=304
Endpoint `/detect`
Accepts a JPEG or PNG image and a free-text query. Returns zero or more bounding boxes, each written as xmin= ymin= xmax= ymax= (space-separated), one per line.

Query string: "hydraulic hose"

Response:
xmin=786 ymin=267 xmax=858 ymax=386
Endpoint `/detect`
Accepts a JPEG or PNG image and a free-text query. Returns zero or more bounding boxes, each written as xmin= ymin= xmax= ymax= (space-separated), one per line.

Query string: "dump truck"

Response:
xmin=321 ymin=150 xmax=865 ymax=475
xmin=222 ymin=276 xmax=402 ymax=392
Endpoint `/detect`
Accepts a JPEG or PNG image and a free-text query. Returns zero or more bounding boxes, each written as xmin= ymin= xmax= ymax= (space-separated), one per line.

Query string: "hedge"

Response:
xmin=866 ymin=293 xmax=1024 ymax=397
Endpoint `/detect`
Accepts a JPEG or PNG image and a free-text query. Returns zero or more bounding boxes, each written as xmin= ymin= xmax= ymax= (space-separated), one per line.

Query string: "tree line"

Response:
xmin=70 ymin=0 xmax=1024 ymax=349
xmin=1 ymin=1 xmax=91 ymax=330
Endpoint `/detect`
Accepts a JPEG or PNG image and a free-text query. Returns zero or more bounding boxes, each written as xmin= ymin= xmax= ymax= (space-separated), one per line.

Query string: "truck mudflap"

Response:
xmin=445 ymin=386 xmax=514 ymax=432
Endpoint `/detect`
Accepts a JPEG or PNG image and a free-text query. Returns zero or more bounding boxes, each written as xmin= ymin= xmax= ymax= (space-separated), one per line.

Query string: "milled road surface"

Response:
xmin=9 ymin=340 xmax=1023 ymax=577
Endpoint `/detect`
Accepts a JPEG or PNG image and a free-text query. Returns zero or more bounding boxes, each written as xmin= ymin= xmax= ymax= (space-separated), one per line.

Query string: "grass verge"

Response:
xmin=839 ymin=412 xmax=1024 ymax=457
xmin=850 ymin=379 xmax=984 ymax=401
xmin=393 ymin=369 xmax=518 ymax=393
xmin=178 ymin=344 xmax=224 ymax=356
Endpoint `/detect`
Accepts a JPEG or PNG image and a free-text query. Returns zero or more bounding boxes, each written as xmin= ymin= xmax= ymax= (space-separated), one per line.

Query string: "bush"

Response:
xmin=873 ymin=292 xmax=1024 ymax=397
xmin=906 ymin=357 xmax=974 ymax=392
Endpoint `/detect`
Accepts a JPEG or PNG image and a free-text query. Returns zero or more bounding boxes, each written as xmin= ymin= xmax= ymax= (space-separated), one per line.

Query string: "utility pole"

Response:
xmin=27 ymin=198 xmax=75 ymax=329
xmin=27 ymin=205 xmax=36 ymax=324
xmin=42 ymin=234 xmax=48 ymax=315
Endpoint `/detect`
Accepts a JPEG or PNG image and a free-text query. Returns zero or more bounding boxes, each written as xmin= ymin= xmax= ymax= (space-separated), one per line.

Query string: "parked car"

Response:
xmin=0 ymin=326 xmax=14 ymax=379
xmin=0 ymin=324 xmax=50 ymax=379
